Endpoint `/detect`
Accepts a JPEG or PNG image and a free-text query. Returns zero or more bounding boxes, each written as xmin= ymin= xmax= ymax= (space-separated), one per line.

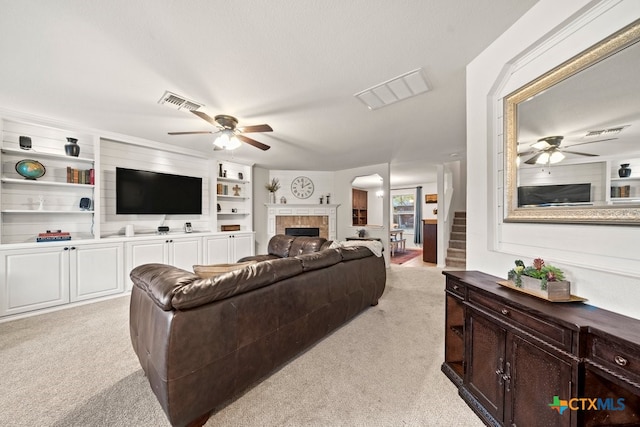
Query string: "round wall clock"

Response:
xmin=291 ymin=176 xmax=314 ymax=199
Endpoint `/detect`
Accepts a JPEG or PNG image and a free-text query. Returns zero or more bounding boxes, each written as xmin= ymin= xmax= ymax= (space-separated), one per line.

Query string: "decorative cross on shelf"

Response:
xmin=232 ymin=184 xmax=241 ymax=196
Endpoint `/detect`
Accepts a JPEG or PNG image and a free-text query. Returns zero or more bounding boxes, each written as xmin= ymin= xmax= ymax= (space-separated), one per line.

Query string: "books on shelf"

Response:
xmin=66 ymin=167 xmax=94 ymax=184
xmin=37 ymin=230 xmax=71 ymax=242
xmin=611 ymin=185 xmax=631 ymax=198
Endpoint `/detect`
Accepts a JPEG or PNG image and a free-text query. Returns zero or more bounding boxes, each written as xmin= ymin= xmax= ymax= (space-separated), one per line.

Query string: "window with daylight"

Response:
xmin=392 ymin=194 xmax=415 ymax=232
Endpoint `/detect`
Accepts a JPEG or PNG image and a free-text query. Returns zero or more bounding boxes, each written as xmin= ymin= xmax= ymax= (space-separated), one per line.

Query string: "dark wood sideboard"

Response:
xmin=422 ymin=219 xmax=437 ymax=263
xmin=442 ymin=270 xmax=640 ymax=427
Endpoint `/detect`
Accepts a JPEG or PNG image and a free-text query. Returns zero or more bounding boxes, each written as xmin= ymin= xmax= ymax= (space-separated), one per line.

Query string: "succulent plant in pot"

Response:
xmin=507 ymin=258 xmax=570 ymax=301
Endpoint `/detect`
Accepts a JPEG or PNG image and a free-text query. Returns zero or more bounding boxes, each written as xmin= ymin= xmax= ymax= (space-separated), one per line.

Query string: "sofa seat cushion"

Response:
xmin=193 ymin=261 xmax=257 ymax=279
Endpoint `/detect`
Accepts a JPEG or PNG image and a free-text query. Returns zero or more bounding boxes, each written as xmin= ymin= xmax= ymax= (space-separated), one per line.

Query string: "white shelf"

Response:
xmin=217 ymin=194 xmax=249 ymax=200
xmin=1 ymin=148 xmax=94 ymax=163
xmin=611 ymin=177 xmax=640 ymax=182
xmin=217 ymin=176 xmax=249 ymax=184
xmin=2 ymin=210 xmax=95 ymax=214
xmin=217 ymin=211 xmax=250 ymax=216
xmin=1 ymin=178 xmax=94 ymax=188
xmin=610 ymin=198 xmax=640 ymax=203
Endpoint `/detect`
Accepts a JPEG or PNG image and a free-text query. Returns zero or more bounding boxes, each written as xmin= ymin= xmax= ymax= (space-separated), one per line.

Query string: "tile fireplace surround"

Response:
xmin=266 ymin=204 xmax=339 ymax=241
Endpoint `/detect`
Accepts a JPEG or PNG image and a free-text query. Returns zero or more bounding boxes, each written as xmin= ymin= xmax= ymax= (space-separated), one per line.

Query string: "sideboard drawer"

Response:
xmin=588 ymin=333 xmax=640 ymax=383
xmin=468 ymin=290 xmax=572 ymax=351
xmin=446 ymin=278 xmax=465 ymax=299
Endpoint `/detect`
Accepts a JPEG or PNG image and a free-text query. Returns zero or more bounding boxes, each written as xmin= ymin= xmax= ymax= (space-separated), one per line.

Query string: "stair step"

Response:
xmin=451 ymin=231 xmax=466 ymax=241
xmin=449 ymin=239 xmax=466 ymax=250
xmin=452 ymin=224 xmax=466 ymax=233
xmin=453 ymin=217 xmax=466 ymax=226
xmin=447 ymin=248 xmax=466 ymax=258
xmin=445 ymin=257 xmax=467 ymax=268
xmin=454 ymin=211 xmax=466 ymax=218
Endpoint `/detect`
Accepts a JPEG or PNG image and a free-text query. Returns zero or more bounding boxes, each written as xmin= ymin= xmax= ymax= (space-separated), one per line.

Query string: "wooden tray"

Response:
xmin=496 ymin=280 xmax=587 ymax=302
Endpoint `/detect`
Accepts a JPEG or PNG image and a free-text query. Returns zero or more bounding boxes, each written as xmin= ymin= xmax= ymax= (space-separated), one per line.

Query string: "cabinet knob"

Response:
xmin=614 ymin=355 xmax=628 ymax=367
xmin=453 ymin=285 xmax=459 ymax=290
xmin=63 ymin=247 xmax=70 ymax=251
xmin=501 ymin=308 xmax=510 ymax=316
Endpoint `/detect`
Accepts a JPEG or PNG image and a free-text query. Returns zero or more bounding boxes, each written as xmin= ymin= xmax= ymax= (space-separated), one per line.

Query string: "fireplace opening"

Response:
xmin=285 ymin=227 xmax=320 ymax=237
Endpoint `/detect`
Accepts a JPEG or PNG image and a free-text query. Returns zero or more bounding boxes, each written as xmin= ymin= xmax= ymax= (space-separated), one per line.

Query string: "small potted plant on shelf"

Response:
xmin=265 ymin=178 xmax=280 ymax=204
xmin=507 ymin=258 xmax=570 ymax=301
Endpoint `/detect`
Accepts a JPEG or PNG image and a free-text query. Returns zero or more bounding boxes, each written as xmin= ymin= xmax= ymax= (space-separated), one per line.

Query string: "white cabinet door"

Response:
xmin=0 ymin=246 xmax=69 ymax=316
xmin=168 ymin=237 xmax=202 ymax=271
xmin=231 ymin=233 xmax=254 ymax=261
xmin=125 ymin=238 xmax=168 ymax=290
xmin=204 ymin=234 xmax=231 ymax=264
xmin=204 ymin=233 xmax=255 ymax=264
xmin=72 ymin=242 xmax=124 ymax=302
xmin=125 ymin=237 xmax=203 ymax=289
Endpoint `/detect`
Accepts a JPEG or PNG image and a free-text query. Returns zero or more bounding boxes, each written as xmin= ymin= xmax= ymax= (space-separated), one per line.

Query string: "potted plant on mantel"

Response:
xmin=507 ymin=258 xmax=571 ymax=301
xmin=265 ymin=178 xmax=281 ymax=204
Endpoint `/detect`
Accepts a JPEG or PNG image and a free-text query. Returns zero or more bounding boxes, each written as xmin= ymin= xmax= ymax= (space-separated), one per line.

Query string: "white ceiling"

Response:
xmin=0 ymin=0 xmax=538 ymax=187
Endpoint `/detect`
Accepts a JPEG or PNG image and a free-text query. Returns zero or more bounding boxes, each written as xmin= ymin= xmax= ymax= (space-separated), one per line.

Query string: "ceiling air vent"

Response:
xmin=584 ymin=125 xmax=629 ymax=137
xmin=354 ymin=68 xmax=430 ymax=110
xmin=158 ymin=91 xmax=203 ymax=111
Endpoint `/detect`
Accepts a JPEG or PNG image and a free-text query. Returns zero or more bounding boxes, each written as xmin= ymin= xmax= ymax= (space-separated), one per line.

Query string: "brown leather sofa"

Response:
xmin=129 ymin=236 xmax=385 ymax=427
xmin=237 ymin=234 xmax=333 ymax=263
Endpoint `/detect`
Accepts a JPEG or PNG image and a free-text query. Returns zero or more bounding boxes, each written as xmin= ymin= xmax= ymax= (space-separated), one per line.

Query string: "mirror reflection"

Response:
xmin=351 ymin=174 xmax=384 ymax=226
xmin=504 ymin=20 xmax=640 ymax=224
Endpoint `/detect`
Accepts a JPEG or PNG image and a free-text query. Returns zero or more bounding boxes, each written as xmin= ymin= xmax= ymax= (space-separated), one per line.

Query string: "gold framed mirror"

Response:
xmin=504 ymin=19 xmax=640 ymax=224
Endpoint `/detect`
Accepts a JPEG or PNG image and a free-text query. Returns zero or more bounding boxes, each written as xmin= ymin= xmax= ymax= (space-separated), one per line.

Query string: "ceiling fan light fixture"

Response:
xmin=213 ymin=130 xmax=241 ymax=150
xmin=549 ymin=151 xmax=565 ymax=164
xmin=535 ymin=152 xmax=550 ymax=165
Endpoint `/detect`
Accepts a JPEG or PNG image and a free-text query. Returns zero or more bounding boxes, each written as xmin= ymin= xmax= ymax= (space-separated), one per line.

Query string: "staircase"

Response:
xmin=445 ymin=211 xmax=466 ymax=269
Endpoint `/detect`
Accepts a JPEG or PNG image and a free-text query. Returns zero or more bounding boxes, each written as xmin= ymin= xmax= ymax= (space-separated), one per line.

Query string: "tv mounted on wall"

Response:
xmin=518 ymin=183 xmax=591 ymax=207
xmin=116 ymin=167 xmax=203 ymax=215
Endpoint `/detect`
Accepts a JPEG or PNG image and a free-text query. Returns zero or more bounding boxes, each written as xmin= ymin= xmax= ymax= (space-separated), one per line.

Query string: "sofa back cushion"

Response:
xmin=172 ymin=257 xmax=304 ymax=310
xmin=289 ymin=236 xmax=328 ymax=256
xmin=267 ymin=234 xmax=328 ymax=258
xmin=267 ymin=235 xmax=296 ymax=258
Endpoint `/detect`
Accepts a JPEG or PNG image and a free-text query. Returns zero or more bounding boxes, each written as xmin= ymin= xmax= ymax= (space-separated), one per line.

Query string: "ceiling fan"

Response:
xmin=169 ymin=111 xmax=273 ymax=151
xmin=518 ymin=135 xmax=615 ymax=165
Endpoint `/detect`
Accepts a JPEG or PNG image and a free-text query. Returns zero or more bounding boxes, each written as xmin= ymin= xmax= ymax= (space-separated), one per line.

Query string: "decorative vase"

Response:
xmin=618 ymin=164 xmax=632 ymax=178
xmin=269 ymin=192 xmax=276 ymax=204
xmin=65 ymin=138 xmax=80 ymax=157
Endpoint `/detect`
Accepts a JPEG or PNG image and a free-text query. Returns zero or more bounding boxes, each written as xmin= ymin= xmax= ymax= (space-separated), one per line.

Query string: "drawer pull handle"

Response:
xmin=614 ymin=355 xmax=628 ymax=367
xmin=501 ymin=308 xmax=510 ymax=316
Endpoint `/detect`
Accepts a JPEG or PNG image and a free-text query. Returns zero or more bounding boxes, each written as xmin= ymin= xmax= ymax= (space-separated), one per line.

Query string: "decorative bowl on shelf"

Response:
xmin=15 ymin=159 xmax=46 ymax=180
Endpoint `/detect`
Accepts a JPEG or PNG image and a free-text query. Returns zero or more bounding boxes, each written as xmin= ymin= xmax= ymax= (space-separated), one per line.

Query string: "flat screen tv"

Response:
xmin=518 ymin=183 xmax=591 ymax=207
xmin=116 ymin=167 xmax=202 ymax=214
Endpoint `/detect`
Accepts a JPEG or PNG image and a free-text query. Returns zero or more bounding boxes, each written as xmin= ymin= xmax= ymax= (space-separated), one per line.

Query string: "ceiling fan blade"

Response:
xmin=237 ymin=134 xmax=271 ymax=151
xmin=524 ymin=152 xmax=544 ymax=165
xmin=238 ymin=124 xmax=273 ymax=133
xmin=191 ymin=110 xmax=218 ymax=126
xmin=561 ymin=150 xmax=599 ymax=157
xmin=518 ymin=150 xmax=537 ymax=156
xmin=168 ymin=131 xmax=215 ymax=135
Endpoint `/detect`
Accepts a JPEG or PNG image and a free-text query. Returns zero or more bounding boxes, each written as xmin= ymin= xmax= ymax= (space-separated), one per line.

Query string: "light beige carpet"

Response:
xmin=0 ymin=266 xmax=482 ymax=426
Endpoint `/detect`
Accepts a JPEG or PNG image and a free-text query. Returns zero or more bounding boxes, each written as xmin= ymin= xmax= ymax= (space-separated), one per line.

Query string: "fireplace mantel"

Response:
xmin=266 ymin=204 xmax=340 ymax=240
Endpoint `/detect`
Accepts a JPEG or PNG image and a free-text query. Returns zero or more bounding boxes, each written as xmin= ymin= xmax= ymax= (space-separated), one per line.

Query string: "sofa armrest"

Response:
xmin=129 ymin=263 xmax=198 ymax=310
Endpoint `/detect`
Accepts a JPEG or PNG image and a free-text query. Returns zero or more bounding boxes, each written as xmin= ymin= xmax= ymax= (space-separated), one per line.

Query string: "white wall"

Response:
xmin=467 ymin=0 xmax=640 ymax=319
xmin=335 ymin=163 xmax=391 ymax=266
